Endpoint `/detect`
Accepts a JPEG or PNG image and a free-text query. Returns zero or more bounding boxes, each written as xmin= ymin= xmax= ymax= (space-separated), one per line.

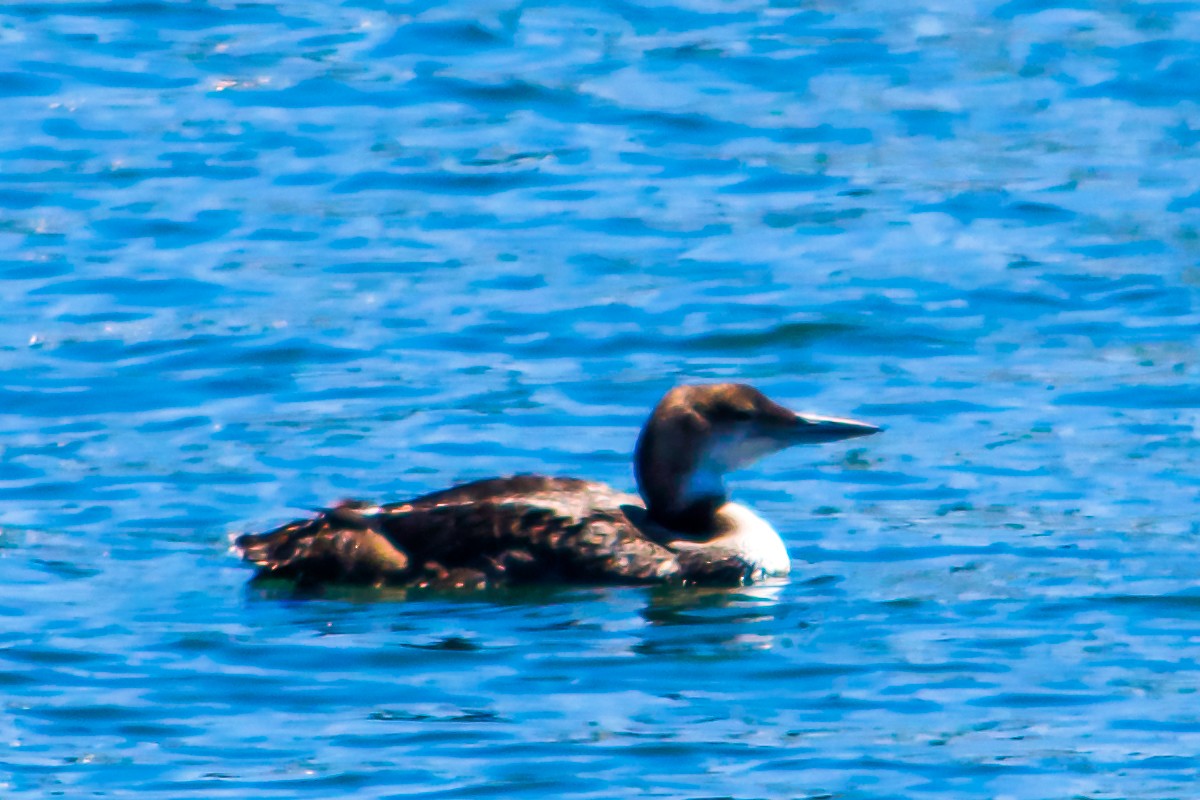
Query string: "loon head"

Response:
xmin=634 ymin=383 xmax=880 ymax=533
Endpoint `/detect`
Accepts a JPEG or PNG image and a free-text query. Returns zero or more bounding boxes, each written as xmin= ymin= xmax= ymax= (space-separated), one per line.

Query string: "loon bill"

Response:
xmin=235 ymin=383 xmax=880 ymax=589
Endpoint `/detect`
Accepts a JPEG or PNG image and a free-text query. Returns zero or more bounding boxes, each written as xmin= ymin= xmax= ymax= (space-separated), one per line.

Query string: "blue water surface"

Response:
xmin=2 ymin=1 xmax=1200 ymax=797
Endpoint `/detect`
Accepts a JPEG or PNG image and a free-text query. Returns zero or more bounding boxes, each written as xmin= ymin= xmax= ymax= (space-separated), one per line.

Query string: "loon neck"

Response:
xmin=641 ymin=455 xmax=728 ymax=535
xmin=645 ymin=492 xmax=725 ymax=536
xmin=635 ymin=406 xmax=729 ymax=534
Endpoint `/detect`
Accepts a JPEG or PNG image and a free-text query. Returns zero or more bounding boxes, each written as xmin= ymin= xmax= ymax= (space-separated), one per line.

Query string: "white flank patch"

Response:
xmin=668 ymin=503 xmax=791 ymax=579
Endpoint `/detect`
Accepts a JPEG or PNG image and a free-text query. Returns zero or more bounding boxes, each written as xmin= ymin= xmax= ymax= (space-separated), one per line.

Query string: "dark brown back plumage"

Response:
xmin=235 ymin=476 xmax=754 ymax=589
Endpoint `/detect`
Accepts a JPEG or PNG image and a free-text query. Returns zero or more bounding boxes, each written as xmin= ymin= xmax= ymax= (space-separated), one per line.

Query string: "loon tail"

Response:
xmin=235 ymin=501 xmax=409 ymax=587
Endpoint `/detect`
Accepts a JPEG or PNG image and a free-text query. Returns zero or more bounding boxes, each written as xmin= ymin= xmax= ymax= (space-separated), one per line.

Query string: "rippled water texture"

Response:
xmin=3 ymin=1 xmax=1200 ymax=797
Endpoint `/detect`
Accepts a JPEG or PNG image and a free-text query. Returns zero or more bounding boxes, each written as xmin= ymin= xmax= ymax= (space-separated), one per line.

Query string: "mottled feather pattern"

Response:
xmin=236 ymin=476 xmax=755 ymax=589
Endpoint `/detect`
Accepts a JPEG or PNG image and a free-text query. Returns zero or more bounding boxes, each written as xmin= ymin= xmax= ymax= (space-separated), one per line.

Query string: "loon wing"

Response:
xmin=235 ymin=476 xmax=755 ymax=589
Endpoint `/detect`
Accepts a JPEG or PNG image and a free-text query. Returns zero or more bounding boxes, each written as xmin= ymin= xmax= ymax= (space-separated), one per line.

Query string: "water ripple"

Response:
xmin=1 ymin=0 xmax=1198 ymax=798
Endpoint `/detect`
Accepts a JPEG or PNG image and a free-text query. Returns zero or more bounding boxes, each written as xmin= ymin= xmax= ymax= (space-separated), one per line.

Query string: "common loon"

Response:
xmin=235 ymin=383 xmax=880 ymax=588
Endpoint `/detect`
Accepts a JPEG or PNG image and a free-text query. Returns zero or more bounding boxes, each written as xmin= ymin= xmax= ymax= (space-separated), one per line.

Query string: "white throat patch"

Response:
xmin=705 ymin=430 xmax=782 ymax=471
xmin=682 ymin=430 xmax=782 ymax=504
